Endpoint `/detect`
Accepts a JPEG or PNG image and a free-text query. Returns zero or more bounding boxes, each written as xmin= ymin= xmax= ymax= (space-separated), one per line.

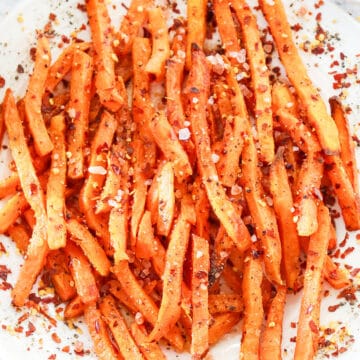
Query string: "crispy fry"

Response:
xmin=149 ymin=202 xmax=192 ymax=342
xmin=100 ymin=295 xmax=144 ymax=360
xmin=209 ymin=312 xmax=241 ymax=345
xmin=187 ymin=45 xmax=251 ymax=252
xmin=232 ymin=0 xmax=274 ymax=163
xmin=191 ymin=234 xmax=210 ymax=359
xmin=0 ymin=173 xmax=20 ymax=200
xmin=4 ymin=89 xmax=49 ymax=306
xmin=64 ymin=241 xmax=99 ymax=304
xmin=47 ymin=114 xmax=67 ymax=249
xmin=269 ymin=147 xmax=300 ymax=289
xmin=325 ymin=155 xmax=360 ymax=230
xmin=7 ymin=223 xmax=30 ymax=254
xmin=330 ymin=97 xmax=359 ymax=192
xmin=294 ymin=203 xmax=331 ymax=360
xmin=186 ymin=0 xmax=207 ymax=69
xmin=67 ymin=49 xmax=93 ymax=180
xmin=145 ymin=7 xmax=170 ymax=80
xmin=259 ymin=0 xmax=340 ymax=155
xmin=64 ymin=295 xmax=85 ymax=319
xmin=0 ymin=192 xmax=28 ymax=234
xmin=208 ymin=293 xmax=243 ymax=315
xmin=112 ymin=261 xmax=185 ymax=350
xmin=150 ymin=111 xmax=192 ymax=180
xmin=84 ymin=302 xmax=118 ymax=360
xmin=260 ymin=286 xmax=286 ymax=360
xmin=86 ymin=0 xmax=123 ymax=112
xmin=241 ymin=253 xmax=264 ymax=360
xmin=66 ymin=218 xmax=111 ymax=277
xmin=114 ymin=0 xmax=152 ymax=56
xmin=130 ymin=323 xmax=166 ymax=360
xmin=24 ymin=36 xmax=53 ymax=157
xmin=241 ymin=133 xmax=282 ymax=284
xmin=45 ymin=42 xmax=91 ymax=93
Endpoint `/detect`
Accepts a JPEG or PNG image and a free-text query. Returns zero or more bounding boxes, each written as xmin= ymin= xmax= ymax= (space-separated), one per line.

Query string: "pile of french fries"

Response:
xmin=0 ymin=0 xmax=359 ymax=358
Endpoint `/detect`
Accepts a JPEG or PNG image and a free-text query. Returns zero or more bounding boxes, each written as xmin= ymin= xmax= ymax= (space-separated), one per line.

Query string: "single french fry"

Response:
xmin=185 ymin=0 xmax=207 ymax=69
xmin=99 ymin=295 xmax=144 ymax=360
xmin=324 ymin=256 xmax=351 ymax=290
xmin=213 ymin=0 xmax=242 ymax=63
xmin=294 ymin=203 xmax=331 ymax=360
xmin=46 ymin=250 xmax=77 ymax=302
xmin=45 ymin=42 xmax=91 ymax=93
xmin=130 ymin=323 xmax=166 ymax=360
xmin=330 ymin=97 xmax=359 ymax=192
xmin=0 ymin=173 xmax=20 ymax=200
xmin=209 ymin=312 xmax=241 ymax=345
xmin=47 ymin=114 xmax=67 ymax=250
xmin=4 ymin=89 xmax=49 ymax=306
xmin=67 ymin=49 xmax=93 ymax=180
xmin=84 ymin=302 xmax=118 ymax=360
xmin=208 ymin=294 xmax=243 ymax=315
xmin=64 ymin=295 xmax=85 ymax=319
xmin=232 ymin=0 xmax=274 ymax=163
xmin=136 ymin=211 xmax=156 ymax=260
xmin=145 ymin=7 xmax=170 ymax=80
xmin=112 ymin=261 xmax=185 ymax=350
xmin=150 ymin=111 xmax=192 ymax=180
xmin=107 ymin=279 xmax=139 ymax=314
xmin=64 ymin=241 xmax=99 ymax=304
xmin=24 ymin=36 xmax=53 ymax=157
xmin=148 ymin=202 xmax=192 ymax=342
xmin=86 ymin=0 xmax=123 ymax=112
xmin=191 ymin=234 xmax=210 ymax=359
xmin=259 ymin=0 xmax=340 ymax=155
xmin=66 ymin=218 xmax=111 ymax=277
xmin=192 ymin=176 xmax=210 ymax=240
xmin=156 ymin=162 xmax=175 ymax=236
xmin=187 ymin=45 xmax=251 ymax=252
xmin=79 ymin=110 xmax=117 ymax=253
xmin=130 ymin=138 xmax=149 ymax=248
xmin=240 ymin=253 xmax=264 ymax=360
xmin=260 ymin=286 xmax=286 ymax=360
xmin=0 ymin=192 xmax=29 ymax=234
xmin=132 ymin=37 xmax=156 ymax=167
xmin=325 ymin=155 xmax=360 ymax=230
xmin=114 ymin=0 xmax=152 ymax=56
xmin=241 ymin=134 xmax=282 ymax=284
xmin=7 ymin=223 xmax=30 ymax=254
xmin=269 ymin=147 xmax=300 ymax=289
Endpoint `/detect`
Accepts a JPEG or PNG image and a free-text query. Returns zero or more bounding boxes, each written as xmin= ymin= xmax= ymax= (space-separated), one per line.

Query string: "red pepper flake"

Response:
xmin=340 ymin=247 xmax=354 ymax=259
xmin=291 ymin=23 xmax=303 ymax=32
xmin=62 ymin=346 xmax=70 ymax=353
xmin=61 ymin=35 xmax=70 ymax=44
xmin=339 ymin=232 xmax=349 ymax=247
xmin=74 ymin=340 xmax=84 ymax=355
xmin=25 ymin=321 xmax=36 ymax=337
xmin=323 ymin=289 xmax=330 ymax=297
xmin=51 ymin=332 xmax=62 ymax=344
xmin=340 ymin=52 xmax=346 ymax=60
xmin=290 ymin=336 xmax=297 ymax=342
xmin=309 ymin=320 xmax=319 ymax=334
xmin=337 ymin=286 xmax=357 ymax=302
xmin=77 ymin=3 xmax=87 ymax=12
xmin=48 ymin=13 xmax=57 ymax=21
xmin=0 ymin=76 xmax=5 ymax=88
xmin=315 ymin=13 xmax=322 ymax=22
xmin=14 ymin=326 xmax=24 ymax=333
xmin=48 ymin=355 xmax=56 ymax=360
xmin=324 ymin=327 xmax=335 ymax=335
xmin=290 ymin=322 xmax=297 ymax=328
xmin=315 ymin=0 xmax=324 ymax=8
xmin=17 ymin=313 xmax=30 ymax=324
xmin=0 ymin=282 xmax=12 ymax=290
xmin=328 ymin=303 xmax=342 ymax=312
xmin=0 ymin=265 xmax=11 ymax=281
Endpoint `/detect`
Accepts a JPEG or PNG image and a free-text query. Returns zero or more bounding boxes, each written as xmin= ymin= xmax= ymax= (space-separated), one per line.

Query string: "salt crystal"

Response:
xmin=179 ymin=128 xmax=191 ymax=141
xmin=228 ymin=49 xmax=247 ymax=64
xmin=211 ymin=153 xmax=220 ymax=163
xmin=88 ymin=166 xmax=107 ymax=175
xmin=67 ymin=108 xmax=76 ymax=119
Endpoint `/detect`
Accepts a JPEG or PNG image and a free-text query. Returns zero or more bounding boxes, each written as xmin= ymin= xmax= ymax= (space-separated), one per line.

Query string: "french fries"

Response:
xmin=0 ymin=1 xmax=359 ymax=359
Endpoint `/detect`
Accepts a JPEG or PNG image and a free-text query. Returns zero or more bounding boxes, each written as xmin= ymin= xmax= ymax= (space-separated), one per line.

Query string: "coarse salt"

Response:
xmin=88 ymin=166 xmax=107 ymax=175
xmin=179 ymin=127 xmax=191 ymax=140
xmin=211 ymin=153 xmax=220 ymax=163
xmin=67 ymin=108 xmax=76 ymax=119
xmin=228 ymin=49 xmax=247 ymax=64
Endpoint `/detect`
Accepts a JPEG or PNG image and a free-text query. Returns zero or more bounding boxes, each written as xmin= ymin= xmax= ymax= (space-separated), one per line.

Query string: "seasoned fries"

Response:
xmin=0 ymin=0 xmax=359 ymax=359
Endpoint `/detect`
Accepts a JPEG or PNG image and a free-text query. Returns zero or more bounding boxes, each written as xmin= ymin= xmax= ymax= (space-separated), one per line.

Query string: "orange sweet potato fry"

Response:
xmin=145 ymin=7 xmax=170 ymax=80
xmin=64 ymin=241 xmax=99 ymax=304
xmin=47 ymin=114 xmax=67 ymax=250
xmin=209 ymin=312 xmax=241 ymax=345
xmin=294 ymin=203 xmax=331 ymax=360
xmin=0 ymin=192 xmax=28 ymax=234
xmin=87 ymin=0 xmax=123 ymax=112
xmin=191 ymin=234 xmax=210 ymax=359
xmin=67 ymin=49 xmax=93 ymax=180
xmin=64 ymin=295 xmax=85 ymax=319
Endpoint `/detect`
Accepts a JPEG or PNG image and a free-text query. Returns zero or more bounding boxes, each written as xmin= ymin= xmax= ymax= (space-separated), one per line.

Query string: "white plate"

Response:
xmin=0 ymin=0 xmax=359 ymax=359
